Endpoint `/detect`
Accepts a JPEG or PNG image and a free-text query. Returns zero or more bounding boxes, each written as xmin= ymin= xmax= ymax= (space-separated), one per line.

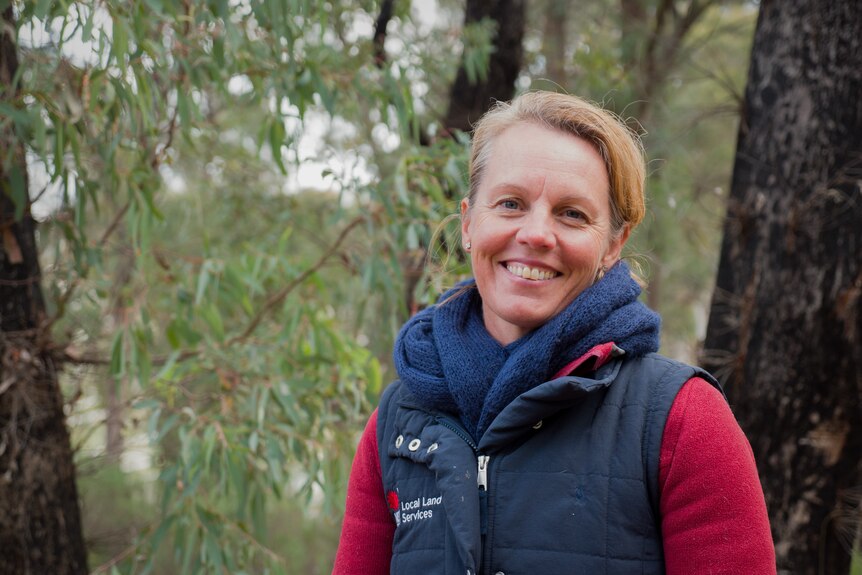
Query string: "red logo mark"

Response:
xmin=386 ymin=490 xmax=399 ymax=511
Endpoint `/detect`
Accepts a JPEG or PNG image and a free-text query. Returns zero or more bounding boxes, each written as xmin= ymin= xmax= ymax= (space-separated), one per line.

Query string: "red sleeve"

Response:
xmin=332 ymin=409 xmax=394 ymax=575
xmin=659 ymin=377 xmax=776 ymax=574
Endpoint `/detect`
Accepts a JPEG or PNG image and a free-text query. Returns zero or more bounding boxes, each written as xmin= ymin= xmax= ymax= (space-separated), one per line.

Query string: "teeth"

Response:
xmin=506 ymin=264 xmax=558 ymax=281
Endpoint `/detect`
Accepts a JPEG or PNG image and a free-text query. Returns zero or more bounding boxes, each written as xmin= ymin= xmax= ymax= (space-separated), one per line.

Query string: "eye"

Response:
xmin=562 ymin=208 xmax=586 ymax=222
xmin=498 ymin=198 xmax=521 ymax=210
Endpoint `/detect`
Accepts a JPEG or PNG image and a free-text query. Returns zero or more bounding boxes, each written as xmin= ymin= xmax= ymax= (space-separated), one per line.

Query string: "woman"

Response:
xmin=333 ymin=92 xmax=775 ymax=574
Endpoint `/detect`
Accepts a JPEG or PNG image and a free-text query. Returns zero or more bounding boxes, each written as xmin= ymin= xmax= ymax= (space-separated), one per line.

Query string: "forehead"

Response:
xmin=478 ymin=122 xmax=609 ymax=195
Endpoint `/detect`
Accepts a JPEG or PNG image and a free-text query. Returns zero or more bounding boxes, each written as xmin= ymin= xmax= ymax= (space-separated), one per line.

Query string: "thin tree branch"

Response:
xmin=227 ymin=214 xmax=365 ymax=345
xmin=29 ymin=181 xmax=51 ymax=205
xmin=89 ymin=533 xmax=150 ymax=574
xmin=671 ymin=0 xmax=714 ymax=57
xmin=97 ymin=200 xmax=131 ymax=248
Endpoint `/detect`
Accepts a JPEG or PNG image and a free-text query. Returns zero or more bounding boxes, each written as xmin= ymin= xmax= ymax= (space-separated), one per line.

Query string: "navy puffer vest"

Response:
xmin=376 ymin=353 xmax=722 ymax=575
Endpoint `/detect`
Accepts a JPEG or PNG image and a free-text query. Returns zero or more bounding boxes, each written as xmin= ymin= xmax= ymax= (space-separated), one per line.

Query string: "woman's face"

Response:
xmin=461 ymin=122 xmax=629 ymax=345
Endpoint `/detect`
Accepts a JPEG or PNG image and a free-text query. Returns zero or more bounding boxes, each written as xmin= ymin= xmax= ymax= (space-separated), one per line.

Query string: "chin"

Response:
xmin=495 ymin=310 xmax=552 ymax=337
xmin=504 ymin=312 xmax=548 ymax=330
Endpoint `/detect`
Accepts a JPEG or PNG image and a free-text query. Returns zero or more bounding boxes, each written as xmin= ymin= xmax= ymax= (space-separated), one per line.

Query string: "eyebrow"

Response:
xmin=486 ymin=182 xmax=603 ymax=207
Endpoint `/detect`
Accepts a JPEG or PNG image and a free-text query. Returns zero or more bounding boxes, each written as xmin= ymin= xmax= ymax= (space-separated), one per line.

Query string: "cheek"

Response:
xmin=469 ymin=214 xmax=510 ymax=250
xmin=469 ymin=211 xmax=496 ymax=232
xmin=561 ymin=230 xmax=612 ymax=267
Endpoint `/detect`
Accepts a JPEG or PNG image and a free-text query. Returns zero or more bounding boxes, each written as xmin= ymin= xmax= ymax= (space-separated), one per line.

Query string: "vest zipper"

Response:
xmin=435 ymin=415 xmax=479 ymax=451
xmin=477 ymin=454 xmax=490 ymax=540
xmin=477 ymin=455 xmax=490 ymax=490
xmin=436 ymin=416 xmax=492 ymax=570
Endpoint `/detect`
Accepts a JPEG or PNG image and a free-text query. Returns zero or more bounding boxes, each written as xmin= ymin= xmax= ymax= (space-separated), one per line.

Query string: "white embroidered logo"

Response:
xmin=387 ymin=490 xmax=442 ymax=526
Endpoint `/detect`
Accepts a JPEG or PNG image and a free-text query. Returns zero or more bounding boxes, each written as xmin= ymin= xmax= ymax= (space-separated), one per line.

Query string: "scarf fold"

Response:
xmin=393 ymin=262 xmax=661 ymax=440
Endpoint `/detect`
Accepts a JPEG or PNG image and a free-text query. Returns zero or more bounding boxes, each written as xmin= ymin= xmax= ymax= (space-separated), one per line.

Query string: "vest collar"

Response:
xmin=394 ymin=343 xmax=628 ymax=452
xmin=552 ymin=342 xmax=625 ymax=378
xmin=478 ymin=357 xmax=624 ymax=452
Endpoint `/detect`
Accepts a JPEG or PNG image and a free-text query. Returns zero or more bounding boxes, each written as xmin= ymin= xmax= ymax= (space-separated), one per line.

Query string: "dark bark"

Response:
xmin=702 ymin=2 xmax=862 ymax=574
xmin=0 ymin=7 xmax=89 ymax=574
xmin=442 ymin=0 xmax=525 ymax=134
xmin=373 ymin=0 xmax=395 ymax=68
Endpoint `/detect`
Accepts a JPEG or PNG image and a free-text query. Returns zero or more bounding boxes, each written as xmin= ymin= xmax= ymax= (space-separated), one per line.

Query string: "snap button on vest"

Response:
xmin=494 ymin=571 xmax=505 ymax=575
xmin=408 ymin=438 xmax=421 ymax=451
xmin=395 ymin=435 xmax=404 ymax=448
xmin=427 ymin=442 xmax=438 ymax=453
xmin=532 ymin=420 xmax=543 ymax=429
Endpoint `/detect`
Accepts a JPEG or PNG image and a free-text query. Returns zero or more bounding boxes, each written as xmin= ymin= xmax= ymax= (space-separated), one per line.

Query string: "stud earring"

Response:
xmin=464 ymin=241 xmax=471 ymax=251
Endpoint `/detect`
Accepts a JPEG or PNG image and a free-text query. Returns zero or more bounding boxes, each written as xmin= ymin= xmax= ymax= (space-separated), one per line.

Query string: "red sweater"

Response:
xmin=333 ymin=377 xmax=776 ymax=574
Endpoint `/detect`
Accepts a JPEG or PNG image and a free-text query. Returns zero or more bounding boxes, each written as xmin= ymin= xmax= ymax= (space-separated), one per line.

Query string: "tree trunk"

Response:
xmin=442 ymin=0 xmax=525 ymax=134
xmin=0 ymin=7 xmax=89 ymax=574
xmin=541 ymin=0 xmax=568 ymax=86
xmin=104 ymin=228 xmax=134 ymax=462
xmin=701 ymin=2 xmax=862 ymax=574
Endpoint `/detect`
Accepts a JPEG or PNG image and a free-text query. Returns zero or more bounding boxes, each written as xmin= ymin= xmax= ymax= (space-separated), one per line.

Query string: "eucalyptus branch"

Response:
xmin=54 ymin=342 xmax=200 ymax=368
xmin=206 ymin=506 xmax=287 ymax=564
xmin=39 ymin=195 xmax=130 ymax=334
xmin=43 ymin=8 xmax=190 ymax=337
xmin=687 ymin=59 xmax=745 ymax=107
xmin=228 ymin=214 xmax=365 ymax=345
xmin=56 ymin=347 xmax=110 ymax=365
xmin=91 ymin=469 xmax=287 ymax=571
xmin=29 ymin=181 xmax=51 ymax=205
xmin=98 ymin=28 xmax=183 ymax=249
xmin=89 ymin=528 xmax=153 ymax=574
xmin=58 ymin=215 xmax=368 ymax=369
xmin=97 ymin=200 xmax=131 ymax=248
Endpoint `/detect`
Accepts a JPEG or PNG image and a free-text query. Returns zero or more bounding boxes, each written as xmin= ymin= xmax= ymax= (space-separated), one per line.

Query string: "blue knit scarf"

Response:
xmin=393 ymin=262 xmax=661 ymax=440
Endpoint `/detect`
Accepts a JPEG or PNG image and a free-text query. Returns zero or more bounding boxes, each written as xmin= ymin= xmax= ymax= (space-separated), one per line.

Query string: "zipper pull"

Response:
xmin=477 ymin=455 xmax=490 ymax=490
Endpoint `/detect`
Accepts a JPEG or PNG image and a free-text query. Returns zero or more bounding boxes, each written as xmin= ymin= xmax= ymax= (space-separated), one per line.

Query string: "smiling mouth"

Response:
xmin=505 ymin=263 xmax=560 ymax=281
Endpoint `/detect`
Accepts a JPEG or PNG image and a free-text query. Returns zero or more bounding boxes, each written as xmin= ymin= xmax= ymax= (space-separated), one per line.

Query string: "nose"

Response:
xmin=515 ymin=209 xmax=556 ymax=250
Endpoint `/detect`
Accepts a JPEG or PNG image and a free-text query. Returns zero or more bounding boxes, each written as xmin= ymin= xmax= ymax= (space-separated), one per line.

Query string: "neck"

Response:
xmin=483 ymin=309 xmax=532 ymax=346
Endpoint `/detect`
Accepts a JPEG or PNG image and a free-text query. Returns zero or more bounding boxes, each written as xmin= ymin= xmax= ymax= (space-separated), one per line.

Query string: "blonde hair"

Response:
xmin=467 ymin=91 xmax=646 ymax=238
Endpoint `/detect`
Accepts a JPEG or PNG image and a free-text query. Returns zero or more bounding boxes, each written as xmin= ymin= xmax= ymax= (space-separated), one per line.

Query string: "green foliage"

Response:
xmin=8 ymin=0 xmax=469 ymax=572
xmin=461 ymin=18 xmax=497 ymax=85
xmin=78 ymin=463 xmax=345 ymax=574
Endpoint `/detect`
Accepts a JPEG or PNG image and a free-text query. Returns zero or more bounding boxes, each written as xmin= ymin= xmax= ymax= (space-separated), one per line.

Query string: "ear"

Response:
xmin=602 ymin=225 xmax=631 ymax=269
xmin=460 ymin=197 xmax=471 ymax=247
